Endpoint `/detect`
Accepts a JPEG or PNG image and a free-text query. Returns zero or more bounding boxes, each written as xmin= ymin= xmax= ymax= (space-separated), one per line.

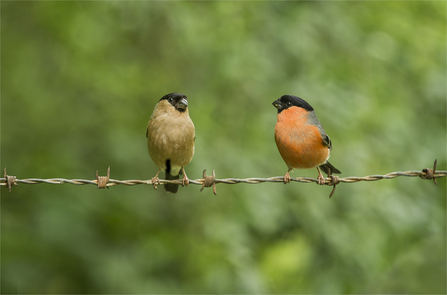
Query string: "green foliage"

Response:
xmin=2 ymin=1 xmax=446 ymax=293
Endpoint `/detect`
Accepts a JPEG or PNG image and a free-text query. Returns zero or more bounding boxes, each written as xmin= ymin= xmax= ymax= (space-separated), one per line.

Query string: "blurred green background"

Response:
xmin=2 ymin=1 xmax=446 ymax=293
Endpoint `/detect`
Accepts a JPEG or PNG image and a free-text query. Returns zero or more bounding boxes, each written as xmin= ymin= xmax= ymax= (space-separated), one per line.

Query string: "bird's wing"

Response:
xmin=322 ymin=134 xmax=332 ymax=150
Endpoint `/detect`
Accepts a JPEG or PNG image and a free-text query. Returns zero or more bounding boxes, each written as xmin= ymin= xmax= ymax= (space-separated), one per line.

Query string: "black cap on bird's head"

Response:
xmin=272 ymin=95 xmax=314 ymax=113
xmin=160 ymin=92 xmax=189 ymax=112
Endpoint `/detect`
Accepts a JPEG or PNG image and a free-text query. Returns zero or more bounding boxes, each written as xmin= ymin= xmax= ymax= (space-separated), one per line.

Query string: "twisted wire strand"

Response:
xmin=1 ymin=170 xmax=445 ymax=188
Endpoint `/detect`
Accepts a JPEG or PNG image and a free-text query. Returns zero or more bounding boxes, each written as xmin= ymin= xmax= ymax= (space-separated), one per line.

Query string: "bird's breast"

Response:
xmin=275 ymin=109 xmax=329 ymax=169
xmin=147 ymin=113 xmax=195 ymax=173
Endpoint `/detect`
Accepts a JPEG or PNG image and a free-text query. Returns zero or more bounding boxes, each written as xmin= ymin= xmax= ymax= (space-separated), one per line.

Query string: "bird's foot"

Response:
xmin=182 ymin=170 xmax=189 ymax=187
xmin=151 ymin=176 xmax=161 ymax=189
xmin=284 ymin=171 xmax=291 ymax=184
xmin=317 ymin=173 xmax=325 ymax=185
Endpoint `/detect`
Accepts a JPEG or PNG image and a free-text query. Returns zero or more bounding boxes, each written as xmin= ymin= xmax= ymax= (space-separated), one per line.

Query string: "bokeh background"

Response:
xmin=2 ymin=1 xmax=446 ymax=293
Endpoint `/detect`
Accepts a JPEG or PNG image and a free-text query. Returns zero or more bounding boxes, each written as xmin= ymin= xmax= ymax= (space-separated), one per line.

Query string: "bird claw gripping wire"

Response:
xmin=151 ymin=177 xmax=160 ymax=190
xmin=96 ymin=166 xmax=110 ymax=189
xmin=200 ymin=169 xmax=217 ymax=195
xmin=3 ymin=168 xmax=17 ymax=192
xmin=420 ymin=159 xmax=438 ymax=186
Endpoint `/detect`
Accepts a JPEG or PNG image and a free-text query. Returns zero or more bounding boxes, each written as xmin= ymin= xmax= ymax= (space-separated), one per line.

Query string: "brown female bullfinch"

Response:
xmin=273 ymin=95 xmax=341 ymax=185
xmin=146 ymin=93 xmax=195 ymax=193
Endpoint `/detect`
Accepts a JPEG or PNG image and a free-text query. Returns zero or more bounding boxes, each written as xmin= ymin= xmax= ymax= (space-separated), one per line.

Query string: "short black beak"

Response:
xmin=272 ymin=99 xmax=282 ymax=111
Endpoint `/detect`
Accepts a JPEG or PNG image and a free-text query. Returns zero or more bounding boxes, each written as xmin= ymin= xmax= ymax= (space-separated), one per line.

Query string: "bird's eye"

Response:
xmin=168 ymin=98 xmax=173 ymax=103
xmin=286 ymin=102 xmax=292 ymax=107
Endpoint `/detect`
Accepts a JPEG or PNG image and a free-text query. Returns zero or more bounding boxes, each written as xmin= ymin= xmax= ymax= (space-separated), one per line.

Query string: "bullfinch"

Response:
xmin=273 ymin=95 xmax=341 ymax=185
xmin=146 ymin=93 xmax=195 ymax=193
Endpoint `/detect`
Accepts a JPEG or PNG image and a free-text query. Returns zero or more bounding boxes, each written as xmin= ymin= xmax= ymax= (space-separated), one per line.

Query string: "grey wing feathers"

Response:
xmin=307 ymin=111 xmax=332 ymax=149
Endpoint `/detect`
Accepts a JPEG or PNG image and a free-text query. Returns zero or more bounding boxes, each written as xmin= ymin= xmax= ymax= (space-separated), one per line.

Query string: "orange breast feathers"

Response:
xmin=274 ymin=107 xmax=330 ymax=170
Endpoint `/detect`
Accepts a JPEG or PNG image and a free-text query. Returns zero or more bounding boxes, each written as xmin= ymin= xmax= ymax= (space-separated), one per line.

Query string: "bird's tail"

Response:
xmin=164 ymin=171 xmax=179 ymax=193
xmin=319 ymin=162 xmax=341 ymax=176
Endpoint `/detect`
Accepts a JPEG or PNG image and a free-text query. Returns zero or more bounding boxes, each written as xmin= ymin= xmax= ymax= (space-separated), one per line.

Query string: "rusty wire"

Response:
xmin=1 ymin=160 xmax=444 ymax=197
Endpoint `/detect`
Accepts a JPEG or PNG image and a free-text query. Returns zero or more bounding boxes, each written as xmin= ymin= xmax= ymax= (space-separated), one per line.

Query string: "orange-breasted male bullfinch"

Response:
xmin=146 ymin=93 xmax=195 ymax=193
xmin=273 ymin=95 xmax=341 ymax=185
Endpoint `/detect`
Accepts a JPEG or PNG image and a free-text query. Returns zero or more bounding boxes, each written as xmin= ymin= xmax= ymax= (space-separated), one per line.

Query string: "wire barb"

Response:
xmin=96 ymin=166 xmax=110 ymax=189
xmin=420 ymin=159 xmax=438 ymax=186
xmin=328 ymin=175 xmax=340 ymax=198
xmin=322 ymin=167 xmax=339 ymax=198
xmin=200 ymin=169 xmax=217 ymax=195
xmin=3 ymin=168 xmax=17 ymax=192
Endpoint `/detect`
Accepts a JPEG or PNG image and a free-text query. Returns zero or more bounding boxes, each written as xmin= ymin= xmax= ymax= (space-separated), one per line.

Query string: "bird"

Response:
xmin=272 ymin=95 xmax=341 ymax=185
xmin=146 ymin=93 xmax=195 ymax=193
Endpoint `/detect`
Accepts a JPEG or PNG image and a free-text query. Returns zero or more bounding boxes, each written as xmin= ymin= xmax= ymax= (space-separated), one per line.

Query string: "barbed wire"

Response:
xmin=1 ymin=160 xmax=444 ymax=198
